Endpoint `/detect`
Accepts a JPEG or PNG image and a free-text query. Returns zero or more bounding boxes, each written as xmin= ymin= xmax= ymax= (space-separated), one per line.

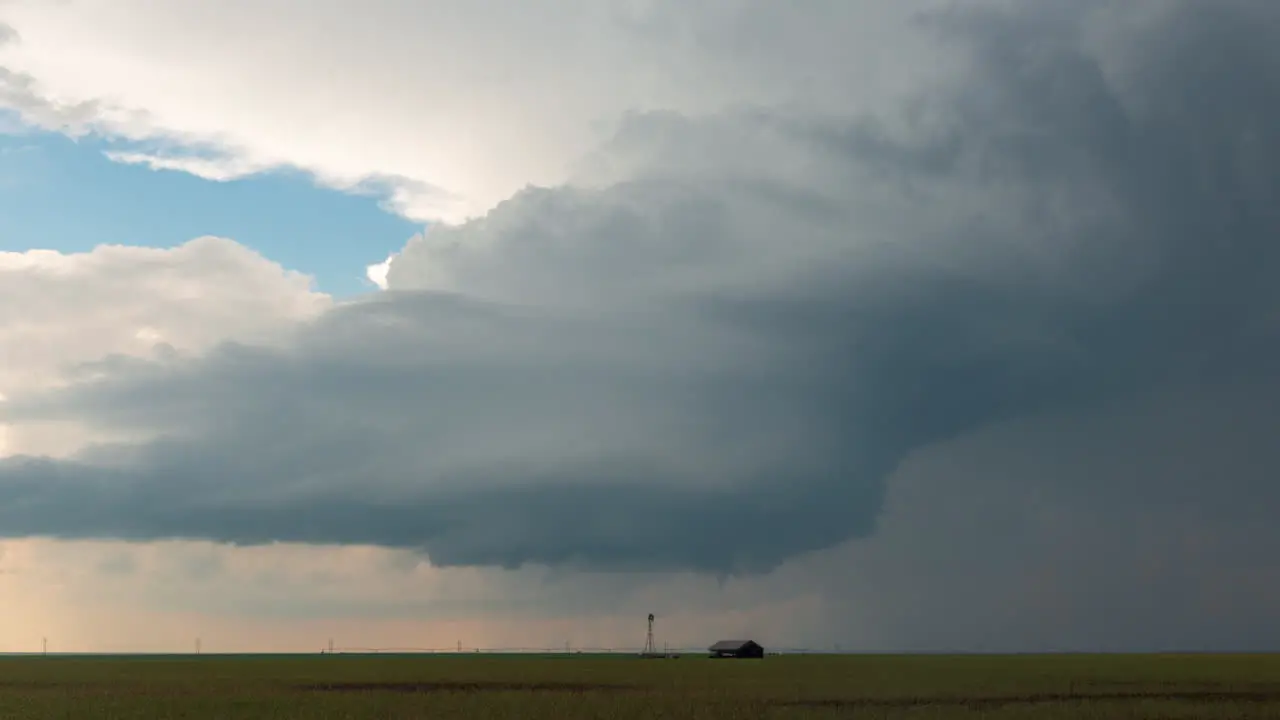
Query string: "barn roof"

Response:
xmin=709 ymin=639 xmax=759 ymax=652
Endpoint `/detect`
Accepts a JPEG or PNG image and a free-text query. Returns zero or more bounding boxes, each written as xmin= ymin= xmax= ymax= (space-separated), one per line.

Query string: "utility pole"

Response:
xmin=42 ymin=637 xmax=47 ymax=656
xmin=196 ymin=638 xmax=201 ymax=655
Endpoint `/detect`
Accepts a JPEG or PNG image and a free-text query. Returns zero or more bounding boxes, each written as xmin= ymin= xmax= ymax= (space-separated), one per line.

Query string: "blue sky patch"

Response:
xmin=0 ymin=127 xmax=420 ymax=296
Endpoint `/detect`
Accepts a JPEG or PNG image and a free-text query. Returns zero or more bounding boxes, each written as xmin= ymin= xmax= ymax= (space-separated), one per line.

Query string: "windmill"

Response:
xmin=643 ymin=613 xmax=656 ymax=655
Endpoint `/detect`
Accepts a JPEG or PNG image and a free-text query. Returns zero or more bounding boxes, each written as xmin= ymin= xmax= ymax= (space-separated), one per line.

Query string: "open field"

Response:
xmin=1 ymin=653 xmax=1279 ymax=718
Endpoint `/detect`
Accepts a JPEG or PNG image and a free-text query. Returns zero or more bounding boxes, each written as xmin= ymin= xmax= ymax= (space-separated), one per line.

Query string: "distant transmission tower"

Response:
xmin=643 ymin=614 xmax=656 ymax=655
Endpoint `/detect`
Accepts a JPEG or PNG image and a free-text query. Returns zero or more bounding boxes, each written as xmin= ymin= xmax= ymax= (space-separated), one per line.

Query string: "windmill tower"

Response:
xmin=643 ymin=613 xmax=656 ymax=655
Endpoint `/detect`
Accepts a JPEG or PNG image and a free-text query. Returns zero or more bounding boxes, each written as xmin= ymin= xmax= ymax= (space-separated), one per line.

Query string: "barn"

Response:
xmin=708 ymin=639 xmax=765 ymax=659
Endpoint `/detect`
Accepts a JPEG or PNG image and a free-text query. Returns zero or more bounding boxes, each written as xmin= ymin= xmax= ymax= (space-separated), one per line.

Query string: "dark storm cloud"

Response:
xmin=2 ymin=0 xmax=1278 ymax=573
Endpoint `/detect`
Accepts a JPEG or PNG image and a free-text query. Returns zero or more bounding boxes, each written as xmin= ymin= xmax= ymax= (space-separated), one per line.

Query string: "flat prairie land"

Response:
xmin=1 ymin=652 xmax=1279 ymax=719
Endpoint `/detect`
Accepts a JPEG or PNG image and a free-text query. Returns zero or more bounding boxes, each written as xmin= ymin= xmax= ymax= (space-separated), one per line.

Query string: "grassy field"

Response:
xmin=0 ymin=652 xmax=1278 ymax=718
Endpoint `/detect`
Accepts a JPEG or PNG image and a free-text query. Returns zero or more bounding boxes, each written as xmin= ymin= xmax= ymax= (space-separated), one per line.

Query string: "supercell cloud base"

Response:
xmin=0 ymin=0 xmax=1278 ymax=652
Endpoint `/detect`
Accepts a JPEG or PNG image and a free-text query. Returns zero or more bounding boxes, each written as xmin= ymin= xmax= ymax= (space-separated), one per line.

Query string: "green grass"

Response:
xmin=1 ymin=653 xmax=1279 ymax=718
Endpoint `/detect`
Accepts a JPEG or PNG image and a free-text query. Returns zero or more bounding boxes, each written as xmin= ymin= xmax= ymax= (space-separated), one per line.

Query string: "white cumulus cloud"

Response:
xmin=0 ymin=237 xmax=328 ymax=456
xmin=0 ymin=0 xmax=961 ymax=223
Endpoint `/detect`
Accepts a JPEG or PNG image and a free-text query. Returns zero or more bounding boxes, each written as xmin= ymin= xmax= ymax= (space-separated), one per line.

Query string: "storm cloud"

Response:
xmin=2 ymin=0 xmax=1278 ymax=574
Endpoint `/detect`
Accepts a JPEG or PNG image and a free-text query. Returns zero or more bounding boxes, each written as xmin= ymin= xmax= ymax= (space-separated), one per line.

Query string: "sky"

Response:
xmin=0 ymin=123 xmax=419 ymax=296
xmin=0 ymin=0 xmax=1278 ymax=654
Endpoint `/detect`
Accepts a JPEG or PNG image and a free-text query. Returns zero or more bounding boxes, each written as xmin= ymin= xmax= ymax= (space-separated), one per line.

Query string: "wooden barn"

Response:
xmin=708 ymin=639 xmax=765 ymax=659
